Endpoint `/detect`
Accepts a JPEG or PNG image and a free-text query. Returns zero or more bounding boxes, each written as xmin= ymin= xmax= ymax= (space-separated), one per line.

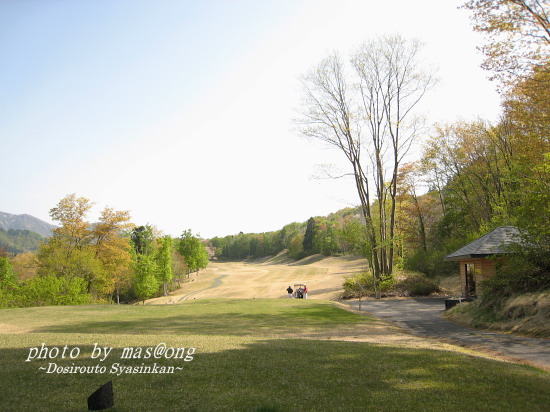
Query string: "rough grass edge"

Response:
xmin=445 ymin=291 xmax=550 ymax=339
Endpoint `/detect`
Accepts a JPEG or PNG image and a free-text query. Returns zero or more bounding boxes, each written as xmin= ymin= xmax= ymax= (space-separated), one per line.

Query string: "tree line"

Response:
xmin=209 ymin=208 xmax=368 ymax=261
xmin=0 ymin=194 xmax=209 ymax=308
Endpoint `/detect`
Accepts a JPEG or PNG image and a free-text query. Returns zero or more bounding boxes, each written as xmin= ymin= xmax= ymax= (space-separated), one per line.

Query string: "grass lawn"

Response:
xmin=1 ymin=299 xmax=549 ymax=411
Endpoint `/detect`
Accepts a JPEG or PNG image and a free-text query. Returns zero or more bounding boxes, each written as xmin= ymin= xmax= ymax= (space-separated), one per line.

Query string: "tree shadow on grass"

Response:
xmin=0 ymin=339 xmax=549 ymax=411
xmin=25 ymin=301 xmax=373 ymax=337
xmin=30 ymin=306 xmax=372 ymax=336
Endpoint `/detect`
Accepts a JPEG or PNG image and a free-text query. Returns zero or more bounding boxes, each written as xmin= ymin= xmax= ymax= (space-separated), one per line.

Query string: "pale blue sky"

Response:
xmin=1 ymin=0 xmax=501 ymax=238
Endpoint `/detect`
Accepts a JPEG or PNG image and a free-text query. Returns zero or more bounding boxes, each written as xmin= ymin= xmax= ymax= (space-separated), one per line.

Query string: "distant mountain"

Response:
xmin=0 ymin=212 xmax=56 ymax=238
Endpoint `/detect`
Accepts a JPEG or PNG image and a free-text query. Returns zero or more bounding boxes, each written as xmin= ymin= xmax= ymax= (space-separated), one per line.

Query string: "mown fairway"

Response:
xmin=1 ymin=298 xmax=549 ymax=411
xmin=147 ymin=255 xmax=370 ymax=303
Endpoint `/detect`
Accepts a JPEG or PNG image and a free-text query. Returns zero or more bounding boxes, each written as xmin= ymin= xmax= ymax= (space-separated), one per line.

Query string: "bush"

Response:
xmin=342 ymin=271 xmax=394 ymax=298
xmin=404 ymin=249 xmax=456 ymax=277
xmin=342 ymin=271 xmax=438 ymax=298
xmin=393 ymin=273 xmax=440 ymax=296
xmin=479 ymin=246 xmax=550 ymax=310
xmin=0 ymin=288 xmax=17 ymax=309
xmin=18 ymin=275 xmax=91 ymax=307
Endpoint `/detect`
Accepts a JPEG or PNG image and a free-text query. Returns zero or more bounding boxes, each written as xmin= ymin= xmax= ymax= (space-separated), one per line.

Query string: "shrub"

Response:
xmin=404 ymin=249 xmax=456 ymax=277
xmin=342 ymin=271 xmax=394 ymax=298
xmin=479 ymin=246 xmax=550 ymax=310
xmin=343 ymin=271 xmax=438 ymax=298
xmin=18 ymin=275 xmax=91 ymax=307
xmin=394 ymin=273 xmax=440 ymax=296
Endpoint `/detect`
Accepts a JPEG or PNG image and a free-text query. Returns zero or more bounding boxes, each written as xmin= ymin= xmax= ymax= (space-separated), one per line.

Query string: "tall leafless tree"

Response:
xmin=297 ymin=35 xmax=436 ymax=289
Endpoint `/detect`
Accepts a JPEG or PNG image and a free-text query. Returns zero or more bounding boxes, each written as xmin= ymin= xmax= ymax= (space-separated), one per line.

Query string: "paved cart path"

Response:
xmin=348 ymin=297 xmax=550 ymax=371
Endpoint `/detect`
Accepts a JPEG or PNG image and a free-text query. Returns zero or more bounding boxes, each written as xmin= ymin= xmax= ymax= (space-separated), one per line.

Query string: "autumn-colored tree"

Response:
xmin=421 ymin=120 xmax=518 ymax=239
xmin=93 ymin=207 xmax=134 ymax=303
xmin=49 ymin=194 xmax=94 ymax=258
xmin=39 ymin=195 xmax=100 ymax=294
xmin=288 ymin=233 xmax=304 ymax=260
xmin=10 ymin=252 xmax=39 ymax=282
xmin=462 ymin=0 xmax=550 ymax=89
xmin=397 ymin=163 xmax=431 ymax=254
xmin=500 ymin=62 xmax=550 ymax=246
xmin=38 ymin=194 xmax=135 ymax=302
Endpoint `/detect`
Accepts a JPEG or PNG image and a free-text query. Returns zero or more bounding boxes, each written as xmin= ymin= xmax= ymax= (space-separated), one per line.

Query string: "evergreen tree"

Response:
xmin=303 ymin=217 xmax=317 ymax=255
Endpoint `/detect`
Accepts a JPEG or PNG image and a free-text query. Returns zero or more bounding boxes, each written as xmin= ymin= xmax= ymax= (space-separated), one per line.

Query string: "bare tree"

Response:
xmin=352 ymin=35 xmax=436 ymax=275
xmin=297 ymin=35 xmax=435 ymax=291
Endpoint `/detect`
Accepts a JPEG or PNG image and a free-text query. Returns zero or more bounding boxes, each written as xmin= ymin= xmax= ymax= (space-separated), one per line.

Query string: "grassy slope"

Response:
xmin=1 ymin=300 xmax=549 ymax=411
xmin=445 ymin=291 xmax=550 ymax=338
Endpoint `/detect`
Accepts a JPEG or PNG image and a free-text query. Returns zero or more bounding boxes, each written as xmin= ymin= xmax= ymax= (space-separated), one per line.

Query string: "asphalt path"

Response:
xmin=348 ymin=297 xmax=550 ymax=371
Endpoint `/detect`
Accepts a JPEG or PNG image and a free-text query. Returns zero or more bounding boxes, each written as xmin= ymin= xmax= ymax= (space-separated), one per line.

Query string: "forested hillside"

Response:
xmin=0 ymin=228 xmax=45 ymax=253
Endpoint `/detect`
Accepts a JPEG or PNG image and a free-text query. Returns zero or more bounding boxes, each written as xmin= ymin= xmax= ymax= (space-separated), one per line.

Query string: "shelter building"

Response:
xmin=444 ymin=226 xmax=520 ymax=297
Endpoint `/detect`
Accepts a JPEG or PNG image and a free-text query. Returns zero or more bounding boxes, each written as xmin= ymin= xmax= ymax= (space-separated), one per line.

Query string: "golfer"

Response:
xmin=304 ymin=284 xmax=308 ymax=299
xmin=286 ymin=285 xmax=293 ymax=298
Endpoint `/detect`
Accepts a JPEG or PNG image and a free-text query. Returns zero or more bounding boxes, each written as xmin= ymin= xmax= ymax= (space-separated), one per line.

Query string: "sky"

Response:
xmin=0 ymin=0 xmax=502 ymax=239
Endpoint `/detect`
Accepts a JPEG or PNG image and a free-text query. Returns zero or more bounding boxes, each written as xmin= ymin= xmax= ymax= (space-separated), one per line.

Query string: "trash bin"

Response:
xmin=445 ymin=298 xmax=462 ymax=310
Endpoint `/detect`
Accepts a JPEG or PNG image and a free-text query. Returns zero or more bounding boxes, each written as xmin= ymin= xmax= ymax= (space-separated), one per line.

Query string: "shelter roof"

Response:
xmin=444 ymin=226 xmax=520 ymax=261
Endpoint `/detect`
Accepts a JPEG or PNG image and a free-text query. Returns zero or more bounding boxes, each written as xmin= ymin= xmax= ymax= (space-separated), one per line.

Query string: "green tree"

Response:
xmin=0 ymin=256 xmax=17 ymax=287
xmin=0 ymin=256 xmax=17 ymax=308
xmin=338 ymin=218 xmax=365 ymax=255
xmin=133 ymin=254 xmax=159 ymax=304
xmin=38 ymin=237 xmax=106 ymax=296
xmin=178 ymin=230 xmax=209 ymax=276
xmin=155 ymin=236 xmax=173 ymax=296
xmin=131 ymin=225 xmax=155 ymax=256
